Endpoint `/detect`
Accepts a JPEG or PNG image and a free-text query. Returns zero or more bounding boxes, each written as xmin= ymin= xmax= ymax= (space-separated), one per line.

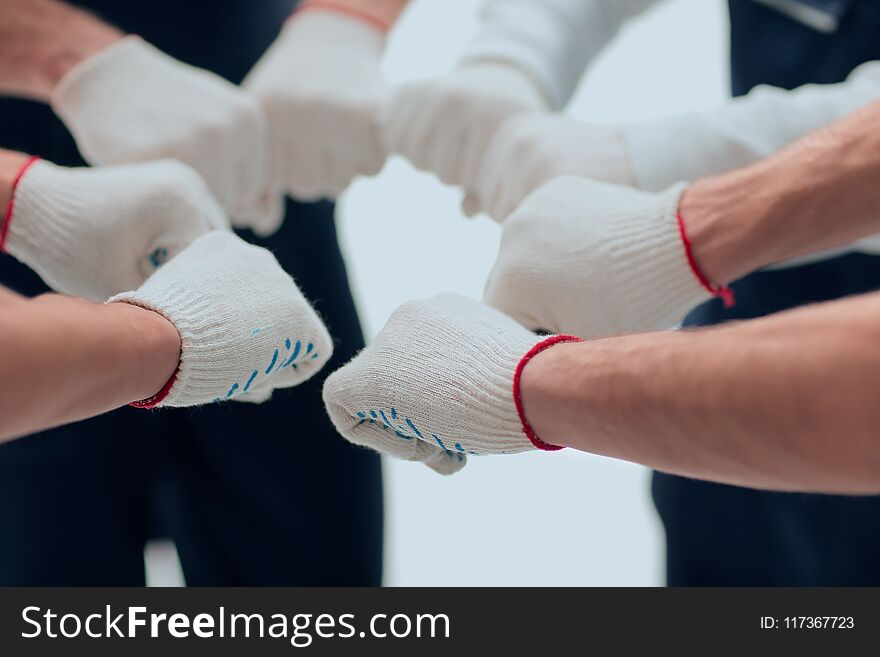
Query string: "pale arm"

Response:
xmin=622 ymin=61 xmax=880 ymax=192
xmin=0 ymin=289 xmax=180 ymax=443
xmin=464 ymin=0 xmax=660 ymax=108
xmin=522 ymin=291 xmax=880 ymax=494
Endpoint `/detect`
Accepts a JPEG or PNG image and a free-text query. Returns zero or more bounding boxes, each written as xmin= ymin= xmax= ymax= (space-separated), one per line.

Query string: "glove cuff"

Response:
xmin=108 ymin=282 xmax=229 ymax=408
xmin=293 ymin=0 xmax=394 ymax=33
xmin=513 ymin=335 xmax=583 ymax=451
xmin=0 ymin=156 xmax=41 ymax=253
xmin=600 ymin=183 xmax=713 ymax=330
xmin=129 ymin=367 xmax=179 ymax=409
xmin=2 ymin=160 xmax=110 ymax=298
xmin=108 ymin=232 xmax=333 ymax=408
xmin=676 ymin=211 xmax=736 ymax=308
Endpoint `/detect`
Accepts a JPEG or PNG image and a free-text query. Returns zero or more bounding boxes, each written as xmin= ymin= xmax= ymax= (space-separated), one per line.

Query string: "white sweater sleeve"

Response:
xmin=461 ymin=0 xmax=661 ymax=109
xmin=621 ymin=61 xmax=880 ymax=192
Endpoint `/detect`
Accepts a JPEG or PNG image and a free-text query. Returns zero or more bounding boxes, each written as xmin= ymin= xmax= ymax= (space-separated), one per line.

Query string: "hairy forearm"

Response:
xmin=0 ymin=291 xmax=180 ymax=442
xmin=683 ymin=99 xmax=880 ymax=286
xmin=521 ymin=292 xmax=880 ymax=493
xmin=0 ymin=0 xmax=122 ymax=101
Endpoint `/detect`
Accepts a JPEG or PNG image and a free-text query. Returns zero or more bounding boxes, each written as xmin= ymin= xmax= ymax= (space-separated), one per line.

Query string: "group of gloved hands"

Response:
xmin=2 ymin=6 xmax=715 ymax=468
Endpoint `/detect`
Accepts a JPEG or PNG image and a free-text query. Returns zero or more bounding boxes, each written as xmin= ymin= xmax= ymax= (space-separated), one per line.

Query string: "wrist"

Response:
xmin=0 ymin=153 xmax=40 ymax=253
xmin=43 ymin=13 xmax=123 ymax=96
xmin=514 ymin=336 xmax=584 ymax=450
xmin=294 ymin=0 xmax=406 ymax=33
xmin=0 ymin=1 xmax=123 ymax=101
xmin=678 ymin=178 xmax=766 ymax=291
xmin=0 ymin=151 xmax=31 ymax=212
xmin=107 ymin=302 xmax=181 ymax=407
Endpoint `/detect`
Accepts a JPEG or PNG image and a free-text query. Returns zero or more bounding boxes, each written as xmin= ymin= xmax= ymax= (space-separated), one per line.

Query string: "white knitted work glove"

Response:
xmin=382 ymin=62 xmax=549 ymax=192
xmin=323 ymin=293 xmax=579 ymax=475
xmin=51 ymin=36 xmax=280 ymax=235
xmin=485 ymin=177 xmax=717 ymax=338
xmin=244 ymin=11 xmax=389 ymax=201
xmin=110 ymin=231 xmax=333 ymax=408
xmin=1 ymin=158 xmax=227 ymax=301
xmin=470 ymin=113 xmax=636 ymax=221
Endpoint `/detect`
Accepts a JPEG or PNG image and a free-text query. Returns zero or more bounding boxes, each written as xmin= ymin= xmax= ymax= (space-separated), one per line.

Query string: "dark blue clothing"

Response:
xmin=652 ymin=0 xmax=880 ymax=585
xmin=0 ymin=0 xmax=383 ymax=585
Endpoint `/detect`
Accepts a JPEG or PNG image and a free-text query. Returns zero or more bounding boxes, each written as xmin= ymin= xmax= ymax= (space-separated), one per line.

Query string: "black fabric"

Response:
xmin=652 ymin=0 xmax=880 ymax=586
xmin=0 ymin=0 xmax=383 ymax=585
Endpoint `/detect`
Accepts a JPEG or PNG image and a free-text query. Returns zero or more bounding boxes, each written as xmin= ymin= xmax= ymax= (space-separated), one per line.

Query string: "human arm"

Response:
xmin=242 ymin=0 xmax=409 ymax=201
xmin=521 ymin=291 xmax=880 ymax=494
xmin=484 ymin=97 xmax=880 ymax=339
xmin=622 ymin=60 xmax=880 ymax=192
xmin=0 ymin=0 xmax=278 ymax=233
xmin=0 ymin=147 xmax=227 ymax=301
xmin=323 ymin=292 xmax=880 ymax=493
xmin=0 ymin=0 xmax=122 ymax=101
xmin=381 ymin=0 xmax=658 ymax=195
xmin=0 ymin=287 xmax=180 ymax=443
xmin=680 ymin=97 xmax=880 ymax=284
xmin=0 ymin=228 xmax=335 ymax=442
xmin=473 ymin=60 xmax=880 ymax=221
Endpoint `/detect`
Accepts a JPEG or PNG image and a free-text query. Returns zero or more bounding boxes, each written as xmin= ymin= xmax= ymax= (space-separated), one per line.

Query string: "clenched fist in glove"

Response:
xmin=484 ymin=177 xmax=727 ymax=338
xmin=322 ymin=293 xmax=580 ymax=475
xmin=244 ymin=9 xmax=390 ymax=202
xmin=0 ymin=156 xmax=227 ymax=301
xmin=111 ymin=231 xmax=333 ymax=408
xmin=472 ymin=114 xmax=635 ymax=221
xmin=382 ymin=61 xmax=549 ymax=194
xmin=51 ymin=36 xmax=280 ymax=235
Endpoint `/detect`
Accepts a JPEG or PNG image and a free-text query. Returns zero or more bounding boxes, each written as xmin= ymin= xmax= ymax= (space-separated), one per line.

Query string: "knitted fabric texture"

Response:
xmin=111 ymin=232 xmax=332 ymax=408
xmin=485 ymin=176 xmax=710 ymax=338
xmin=323 ymin=293 xmax=560 ymax=475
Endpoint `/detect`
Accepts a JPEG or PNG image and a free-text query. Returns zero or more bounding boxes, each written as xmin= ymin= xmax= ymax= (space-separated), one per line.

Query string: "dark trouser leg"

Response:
xmin=653 ymin=254 xmax=880 ymax=585
xmin=155 ymin=200 xmax=384 ymax=586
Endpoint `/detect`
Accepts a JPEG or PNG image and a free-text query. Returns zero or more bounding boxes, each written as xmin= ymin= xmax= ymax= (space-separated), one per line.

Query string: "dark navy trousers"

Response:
xmin=0 ymin=0 xmax=383 ymax=585
xmin=652 ymin=0 xmax=880 ymax=585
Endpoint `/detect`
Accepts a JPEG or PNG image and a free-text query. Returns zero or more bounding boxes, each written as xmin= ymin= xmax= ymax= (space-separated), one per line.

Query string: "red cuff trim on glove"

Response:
xmin=292 ymin=1 xmax=392 ymax=32
xmin=513 ymin=334 xmax=584 ymax=452
xmin=0 ymin=156 xmax=41 ymax=253
xmin=676 ymin=210 xmax=735 ymax=309
xmin=130 ymin=367 xmax=178 ymax=409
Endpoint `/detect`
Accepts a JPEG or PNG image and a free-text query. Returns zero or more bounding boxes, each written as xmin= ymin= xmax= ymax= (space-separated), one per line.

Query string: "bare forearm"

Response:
xmin=0 ymin=291 xmax=180 ymax=442
xmin=521 ymin=292 xmax=880 ymax=493
xmin=684 ymin=99 xmax=880 ymax=285
xmin=0 ymin=0 xmax=122 ymax=101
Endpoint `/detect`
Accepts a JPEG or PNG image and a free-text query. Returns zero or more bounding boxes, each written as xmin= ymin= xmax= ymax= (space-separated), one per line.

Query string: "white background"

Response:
xmin=148 ymin=0 xmax=730 ymax=587
xmin=341 ymin=0 xmax=729 ymax=586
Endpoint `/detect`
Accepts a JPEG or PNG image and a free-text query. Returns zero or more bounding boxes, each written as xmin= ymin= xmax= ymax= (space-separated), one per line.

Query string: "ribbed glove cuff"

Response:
xmin=513 ymin=335 xmax=583 ymax=451
xmin=3 ymin=161 xmax=102 ymax=277
xmin=600 ymin=183 xmax=713 ymax=329
xmin=108 ymin=285 xmax=229 ymax=408
xmin=0 ymin=156 xmax=41 ymax=254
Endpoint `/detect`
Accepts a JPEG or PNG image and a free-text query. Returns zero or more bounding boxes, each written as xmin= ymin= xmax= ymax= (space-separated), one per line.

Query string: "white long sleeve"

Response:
xmin=621 ymin=61 xmax=880 ymax=191
xmin=462 ymin=0 xmax=660 ymax=109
